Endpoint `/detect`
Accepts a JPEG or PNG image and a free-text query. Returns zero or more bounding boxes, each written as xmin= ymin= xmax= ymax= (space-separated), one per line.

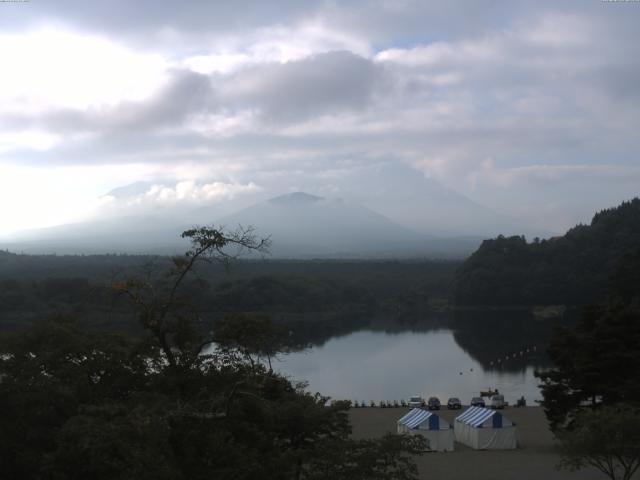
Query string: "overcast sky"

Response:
xmin=0 ymin=0 xmax=639 ymax=235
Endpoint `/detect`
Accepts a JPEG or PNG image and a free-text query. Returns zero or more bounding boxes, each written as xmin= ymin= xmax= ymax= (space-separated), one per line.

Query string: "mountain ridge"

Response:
xmin=452 ymin=197 xmax=640 ymax=305
xmin=0 ymin=191 xmax=482 ymax=258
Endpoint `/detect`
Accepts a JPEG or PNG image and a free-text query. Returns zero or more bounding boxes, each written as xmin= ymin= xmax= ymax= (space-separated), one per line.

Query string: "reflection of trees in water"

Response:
xmin=279 ymin=307 xmax=573 ymax=374
xmin=282 ymin=310 xmax=450 ymax=349
xmin=450 ymin=309 xmax=563 ymax=373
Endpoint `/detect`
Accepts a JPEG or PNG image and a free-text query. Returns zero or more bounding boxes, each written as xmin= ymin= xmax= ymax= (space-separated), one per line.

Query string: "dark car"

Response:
xmin=470 ymin=396 xmax=485 ymax=407
xmin=427 ymin=397 xmax=441 ymax=410
xmin=447 ymin=397 xmax=462 ymax=409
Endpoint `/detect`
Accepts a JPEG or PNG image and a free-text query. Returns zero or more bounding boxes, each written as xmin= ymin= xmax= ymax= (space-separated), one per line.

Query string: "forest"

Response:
xmin=0 ymin=228 xmax=429 ymax=479
xmin=453 ymin=198 xmax=640 ymax=306
xmin=4 ymin=198 xmax=640 ymax=341
xmin=0 ymin=250 xmax=456 ymax=345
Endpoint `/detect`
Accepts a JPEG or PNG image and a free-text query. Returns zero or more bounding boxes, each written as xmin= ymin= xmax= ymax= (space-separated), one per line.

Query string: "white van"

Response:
xmin=490 ymin=394 xmax=505 ymax=409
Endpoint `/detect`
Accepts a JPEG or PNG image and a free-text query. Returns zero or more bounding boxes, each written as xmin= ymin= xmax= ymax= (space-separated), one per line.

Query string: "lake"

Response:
xmin=274 ymin=313 xmax=558 ymax=406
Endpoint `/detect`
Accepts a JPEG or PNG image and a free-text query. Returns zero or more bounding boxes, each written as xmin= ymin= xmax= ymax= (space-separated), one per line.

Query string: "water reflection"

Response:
xmin=451 ymin=310 xmax=554 ymax=373
xmin=277 ymin=329 xmax=542 ymax=404
xmin=276 ymin=312 xmax=565 ymax=404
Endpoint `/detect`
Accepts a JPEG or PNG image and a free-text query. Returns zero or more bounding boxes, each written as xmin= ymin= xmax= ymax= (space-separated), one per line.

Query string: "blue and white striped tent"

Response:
xmin=454 ymin=406 xmax=517 ymax=450
xmin=397 ymin=408 xmax=454 ymax=452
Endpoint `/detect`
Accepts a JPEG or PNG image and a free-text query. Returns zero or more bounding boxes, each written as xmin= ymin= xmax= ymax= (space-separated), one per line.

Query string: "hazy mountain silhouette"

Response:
xmin=216 ymin=192 xmax=480 ymax=258
xmin=96 ymin=164 xmax=548 ymax=240
xmin=219 ymin=192 xmax=426 ymax=257
xmin=0 ymin=192 xmax=481 ymax=257
xmin=327 ymin=163 xmax=547 ymax=238
xmin=2 ymin=216 xmax=188 ymax=255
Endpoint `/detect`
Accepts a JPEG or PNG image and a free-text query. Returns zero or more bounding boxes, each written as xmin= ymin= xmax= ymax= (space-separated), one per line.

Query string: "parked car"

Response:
xmin=490 ymin=394 xmax=506 ymax=409
xmin=427 ymin=397 xmax=441 ymax=410
xmin=470 ymin=397 xmax=486 ymax=408
xmin=407 ymin=396 xmax=425 ymax=408
xmin=447 ymin=397 xmax=462 ymax=409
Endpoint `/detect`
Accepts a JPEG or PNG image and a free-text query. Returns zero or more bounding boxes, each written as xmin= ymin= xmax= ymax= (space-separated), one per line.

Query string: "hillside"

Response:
xmin=452 ymin=198 xmax=640 ymax=306
xmin=1 ymin=191 xmax=481 ymax=258
xmin=218 ymin=192 xmax=478 ymax=258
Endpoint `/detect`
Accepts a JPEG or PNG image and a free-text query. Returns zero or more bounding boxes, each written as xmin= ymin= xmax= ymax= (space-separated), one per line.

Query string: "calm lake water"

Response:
xmin=275 ymin=316 xmax=555 ymax=406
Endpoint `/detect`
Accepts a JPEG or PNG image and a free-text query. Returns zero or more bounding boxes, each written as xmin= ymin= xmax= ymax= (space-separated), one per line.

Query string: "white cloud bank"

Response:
xmin=101 ymin=180 xmax=260 ymax=207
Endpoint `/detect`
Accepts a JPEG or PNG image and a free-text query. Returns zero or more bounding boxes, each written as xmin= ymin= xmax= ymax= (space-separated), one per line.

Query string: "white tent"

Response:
xmin=397 ymin=408 xmax=454 ymax=452
xmin=454 ymin=406 xmax=517 ymax=450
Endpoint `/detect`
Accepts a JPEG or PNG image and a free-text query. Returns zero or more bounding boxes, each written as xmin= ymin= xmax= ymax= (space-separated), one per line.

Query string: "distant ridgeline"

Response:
xmin=453 ymin=198 xmax=640 ymax=306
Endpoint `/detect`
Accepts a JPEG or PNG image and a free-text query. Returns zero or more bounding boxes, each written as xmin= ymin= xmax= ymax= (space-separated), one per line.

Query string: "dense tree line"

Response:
xmin=453 ymin=198 xmax=640 ymax=306
xmin=0 ymin=254 xmax=454 ymax=336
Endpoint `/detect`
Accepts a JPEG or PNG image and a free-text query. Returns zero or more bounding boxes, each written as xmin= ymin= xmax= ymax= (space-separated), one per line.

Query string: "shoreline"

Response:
xmin=348 ymin=406 xmax=613 ymax=480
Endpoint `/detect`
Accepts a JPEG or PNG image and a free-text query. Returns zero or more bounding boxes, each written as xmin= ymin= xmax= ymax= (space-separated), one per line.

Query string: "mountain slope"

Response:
xmin=1 ymin=216 xmax=189 ymax=255
xmin=452 ymin=198 xmax=640 ymax=305
xmin=321 ymin=163 xmax=547 ymax=237
xmin=218 ymin=192 xmax=435 ymax=257
xmin=0 ymin=192 xmax=481 ymax=257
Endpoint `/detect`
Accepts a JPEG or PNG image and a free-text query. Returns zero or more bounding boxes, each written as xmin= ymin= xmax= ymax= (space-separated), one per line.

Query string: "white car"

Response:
xmin=407 ymin=396 xmax=425 ymax=408
xmin=490 ymin=394 xmax=506 ymax=409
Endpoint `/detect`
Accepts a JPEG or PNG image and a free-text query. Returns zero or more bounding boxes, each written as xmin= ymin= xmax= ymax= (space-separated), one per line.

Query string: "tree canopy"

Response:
xmin=453 ymin=198 xmax=640 ymax=306
xmin=557 ymin=405 xmax=640 ymax=480
xmin=0 ymin=226 xmax=426 ymax=480
xmin=535 ymin=246 xmax=640 ymax=430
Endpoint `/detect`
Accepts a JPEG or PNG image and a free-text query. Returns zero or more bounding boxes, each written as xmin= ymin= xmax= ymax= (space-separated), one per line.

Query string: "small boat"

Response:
xmin=480 ymin=389 xmax=500 ymax=397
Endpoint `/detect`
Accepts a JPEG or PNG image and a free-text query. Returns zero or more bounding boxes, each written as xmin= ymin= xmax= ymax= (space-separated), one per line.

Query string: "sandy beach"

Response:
xmin=349 ymin=406 xmax=621 ymax=480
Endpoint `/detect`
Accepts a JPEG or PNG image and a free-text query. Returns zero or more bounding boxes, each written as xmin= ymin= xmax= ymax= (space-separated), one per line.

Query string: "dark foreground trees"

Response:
xmin=536 ymin=250 xmax=640 ymax=430
xmin=536 ymin=250 xmax=640 ymax=479
xmin=556 ymin=405 xmax=640 ymax=480
xmin=0 ymin=226 xmax=425 ymax=480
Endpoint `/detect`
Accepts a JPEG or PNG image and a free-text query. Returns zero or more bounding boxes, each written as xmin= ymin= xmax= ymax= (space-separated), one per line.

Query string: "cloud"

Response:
xmin=97 ymin=180 xmax=262 ymax=220
xmin=473 ymin=163 xmax=640 ymax=188
xmin=0 ymin=130 xmax=61 ymax=153
xmin=141 ymin=180 xmax=261 ymax=204
xmin=222 ymin=51 xmax=384 ymax=123
xmin=182 ymin=21 xmax=372 ymax=75
xmin=2 ymin=68 xmax=214 ymax=134
xmin=1 ymin=2 xmax=640 ymax=234
xmin=102 ymin=180 xmax=260 ymax=205
xmin=0 ymin=50 xmax=384 ymax=148
xmin=0 ymin=1 xmax=321 ymax=41
xmin=0 ymin=29 xmax=167 ymax=111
